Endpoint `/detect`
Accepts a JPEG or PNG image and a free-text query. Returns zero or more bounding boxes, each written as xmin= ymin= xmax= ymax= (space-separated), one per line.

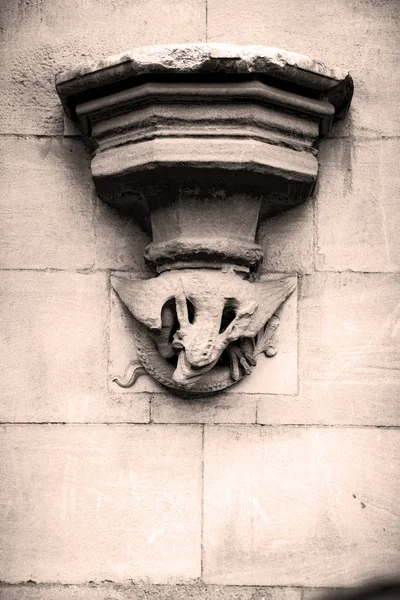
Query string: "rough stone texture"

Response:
xmin=285 ymin=273 xmax=400 ymax=426
xmin=257 ymin=384 xmax=400 ymax=426
xmin=207 ymin=0 xmax=400 ymax=137
xmin=0 ymin=425 xmax=202 ymax=583
xmin=110 ymin=288 xmax=163 ymax=395
xmin=0 ymin=271 xmax=150 ymax=423
xmin=0 ymin=585 xmax=302 ymax=600
xmin=0 ymin=137 xmax=95 ymax=270
xmin=0 ymin=0 xmax=206 ymax=135
xmin=316 ymin=139 xmax=400 ymax=272
xmin=152 ymin=393 xmax=257 ymax=424
xmin=0 ymin=135 xmax=152 ymax=272
xmin=112 ymin=271 xmax=296 ymax=393
xmin=57 ymin=43 xmax=349 ymax=89
xmin=258 ymin=202 xmax=314 ymax=274
xmin=203 ymin=426 xmax=400 ymax=586
xmin=94 ymin=202 xmax=150 ymax=273
xmin=0 ymin=272 xmax=102 ymax=422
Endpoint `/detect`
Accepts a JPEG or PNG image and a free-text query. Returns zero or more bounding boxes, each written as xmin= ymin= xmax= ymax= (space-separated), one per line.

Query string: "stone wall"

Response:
xmin=0 ymin=1 xmax=399 ymax=599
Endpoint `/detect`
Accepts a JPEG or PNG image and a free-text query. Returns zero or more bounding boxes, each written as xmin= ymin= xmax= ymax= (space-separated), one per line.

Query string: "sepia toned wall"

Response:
xmin=0 ymin=1 xmax=399 ymax=599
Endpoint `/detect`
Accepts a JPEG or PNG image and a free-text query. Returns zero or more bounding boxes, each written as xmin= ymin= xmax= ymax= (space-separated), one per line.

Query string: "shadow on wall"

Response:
xmin=315 ymin=581 xmax=400 ymax=600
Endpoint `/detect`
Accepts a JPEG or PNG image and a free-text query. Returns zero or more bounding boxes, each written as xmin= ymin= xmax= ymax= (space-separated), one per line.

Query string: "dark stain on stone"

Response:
xmin=361 ymin=501 xmax=366 ymax=509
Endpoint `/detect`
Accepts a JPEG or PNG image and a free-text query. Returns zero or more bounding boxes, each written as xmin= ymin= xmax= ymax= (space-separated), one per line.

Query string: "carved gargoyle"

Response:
xmin=111 ymin=269 xmax=296 ymax=393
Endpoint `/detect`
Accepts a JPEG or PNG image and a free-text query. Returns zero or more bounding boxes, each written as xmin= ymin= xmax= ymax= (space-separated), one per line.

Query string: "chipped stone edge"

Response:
xmin=56 ymin=43 xmax=348 ymax=85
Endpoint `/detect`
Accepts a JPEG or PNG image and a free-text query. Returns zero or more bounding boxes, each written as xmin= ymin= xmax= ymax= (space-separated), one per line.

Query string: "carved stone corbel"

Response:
xmin=56 ymin=44 xmax=353 ymax=394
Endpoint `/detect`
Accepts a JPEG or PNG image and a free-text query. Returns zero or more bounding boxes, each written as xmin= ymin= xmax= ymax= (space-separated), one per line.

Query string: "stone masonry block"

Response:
xmin=0 ymin=585 xmax=302 ymax=600
xmin=0 ymin=272 xmax=115 ymax=423
xmin=0 ymin=137 xmax=95 ymax=269
xmin=316 ymin=138 xmax=400 ymax=272
xmin=203 ymin=426 xmax=400 ymax=586
xmin=257 ymin=381 xmax=400 ymax=426
xmin=0 ymin=425 xmax=202 ymax=583
xmin=0 ymin=0 xmax=206 ymax=135
xmin=110 ymin=275 xmax=297 ymax=400
xmin=274 ymin=272 xmax=400 ymax=426
xmin=151 ymin=393 xmax=257 ymax=425
xmin=207 ymin=0 xmax=400 ymax=137
xmin=258 ymin=201 xmax=314 ymax=274
xmin=94 ymin=202 xmax=151 ymax=273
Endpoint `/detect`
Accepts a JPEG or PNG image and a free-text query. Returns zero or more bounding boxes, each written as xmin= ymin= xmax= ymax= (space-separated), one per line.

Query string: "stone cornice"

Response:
xmin=56 ymin=43 xmax=353 ymax=120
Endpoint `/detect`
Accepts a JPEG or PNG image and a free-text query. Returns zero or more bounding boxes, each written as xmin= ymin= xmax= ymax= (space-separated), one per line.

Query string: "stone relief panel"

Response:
xmin=109 ymin=273 xmax=298 ymax=396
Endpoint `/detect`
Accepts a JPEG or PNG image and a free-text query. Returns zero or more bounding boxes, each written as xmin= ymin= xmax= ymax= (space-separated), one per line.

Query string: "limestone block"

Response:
xmin=0 ymin=0 xmax=206 ymax=135
xmin=316 ymin=139 xmax=400 ymax=272
xmin=0 ymin=137 xmax=95 ymax=269
xmin=0 ymin=425 xmax=202 ymax=582
xmin=0 ymin=272 xmax=112 ymax=423
xmin=259 ymin=201 xmax=314 ymax=274
xmin=152 ymin=393 xmax=257 ymax=424
xmin=292 ymin=273 xmax=400 ymax=425
xmin=0 ymin=584 xmax=302 ymax=600
xmin=94 ymin=202 xmax=150 ymax=272
xmin=203 ymin=426 xmax=400 ymax=586
xmin=110 ymin=275 xmax=297 ymax=397
xmin=207 ymin=0 xmax=400 ymax=137
xmin=257 ymin=381 xmax=400 ymax=426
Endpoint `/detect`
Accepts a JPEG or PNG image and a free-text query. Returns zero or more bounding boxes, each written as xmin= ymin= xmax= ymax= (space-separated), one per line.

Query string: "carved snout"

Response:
xmin=172 ymin=350 xmax=218 ymax=387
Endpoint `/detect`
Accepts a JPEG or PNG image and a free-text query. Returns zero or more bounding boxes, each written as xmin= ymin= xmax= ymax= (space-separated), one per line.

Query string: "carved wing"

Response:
xmin=111 ymin=275 xmax=174 ymax=331
xmin=226 ymin=276 xmax=296 ymax=341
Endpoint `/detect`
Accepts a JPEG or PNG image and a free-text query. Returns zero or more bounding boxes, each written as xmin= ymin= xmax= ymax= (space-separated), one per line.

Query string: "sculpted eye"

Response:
xmin=220 ymin=299 xmax=237 ymax=333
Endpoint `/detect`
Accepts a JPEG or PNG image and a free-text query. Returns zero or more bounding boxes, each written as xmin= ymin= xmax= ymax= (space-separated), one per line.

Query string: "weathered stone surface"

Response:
xmin=152 ymin=393 xmax=257 ymax=424
xmin=110 ymin=275 xmax=297 ymax=397
xmin=206 ymin=0 xmax=400 ymax=137
xmin=0 ymin=271 xmax=149 ymax=423
xmin=231 ymin=283 xmax=297 ymax=395
xmin=57 ymin=43 xmax=349 ymax=92
xmin=259 ymin=201 xmax=314 ymax=274
xmin=112 ymin=271 xmax=296 ymax=394
xmin=0 ymin=425 xmax=202 ymax=582
xmin=94 ymin=202 xmax=150 ymax=272
xmin=0 ymin=273 xmax=109 ymax=423
xmin=56 ymin=43 xmax=348 ymax=398
xmin=110 ymin=288 xmax=162 ymax=394
xmin=0 ymin=137 xmax=95 ymax=269
xmin=316 ymin=139 xmax=400 ymax=272
xmin=0 ymin=584 xmax=302 ymax=600
xmin=293 ymin=273 xmax=400 ymax=425
xmin=257 ymin=382 xmax=400 ymax=426
xmin=203 ymin=426 xmax=400 ymax=586
xmin=0 ymin=0 xmax=206 ymax=135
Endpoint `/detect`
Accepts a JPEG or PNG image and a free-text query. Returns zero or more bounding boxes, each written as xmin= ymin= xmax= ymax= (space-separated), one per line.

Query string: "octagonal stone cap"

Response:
xmin=56 ymin=43 xmax=353 ymax=119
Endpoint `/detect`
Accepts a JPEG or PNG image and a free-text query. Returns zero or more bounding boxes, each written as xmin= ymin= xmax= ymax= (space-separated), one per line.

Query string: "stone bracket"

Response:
xmin=56 ymin=44 xmax=353 ymax=395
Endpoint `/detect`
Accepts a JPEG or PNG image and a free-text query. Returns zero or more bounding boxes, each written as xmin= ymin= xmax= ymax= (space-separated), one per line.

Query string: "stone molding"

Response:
xmin=56 ymin=43 xmax=353 ymax=395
